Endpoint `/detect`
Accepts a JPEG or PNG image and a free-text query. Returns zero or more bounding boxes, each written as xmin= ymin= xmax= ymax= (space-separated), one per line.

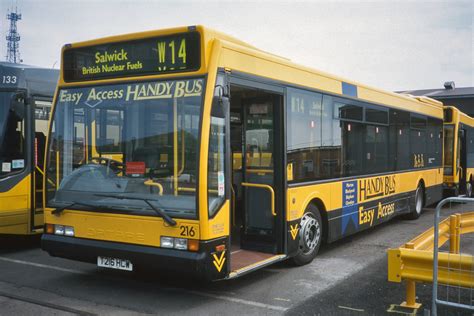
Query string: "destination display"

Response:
xmin=63 ymin=32 xmax=201 ymax=82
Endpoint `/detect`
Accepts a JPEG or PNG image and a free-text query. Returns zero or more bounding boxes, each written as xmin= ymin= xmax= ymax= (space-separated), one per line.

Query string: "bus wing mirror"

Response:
xmin=211 ymin=96 xmax=229 ymax=118
xmin=10 ymin=92 xmax=26 ymax=118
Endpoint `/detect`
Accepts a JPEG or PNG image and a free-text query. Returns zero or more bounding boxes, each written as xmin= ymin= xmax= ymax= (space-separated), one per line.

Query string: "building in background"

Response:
xmin=399 ymin=82 xmax=474 ymax=116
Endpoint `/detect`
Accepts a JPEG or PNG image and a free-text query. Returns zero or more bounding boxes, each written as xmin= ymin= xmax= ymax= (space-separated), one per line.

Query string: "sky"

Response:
xmin=0 ymin=0 xmax=472 ymax=91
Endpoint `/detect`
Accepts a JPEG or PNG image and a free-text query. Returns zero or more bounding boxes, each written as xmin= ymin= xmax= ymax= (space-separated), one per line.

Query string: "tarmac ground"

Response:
xmin=0 ymin=202 xmax=473 ymax=315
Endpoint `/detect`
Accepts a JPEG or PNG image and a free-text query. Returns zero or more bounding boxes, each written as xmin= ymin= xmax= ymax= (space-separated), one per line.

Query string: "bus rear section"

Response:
xmin=443 ymin=106 xmax=474 ymax=197
xmin=0 ymin=62 xmax=57 ymax=235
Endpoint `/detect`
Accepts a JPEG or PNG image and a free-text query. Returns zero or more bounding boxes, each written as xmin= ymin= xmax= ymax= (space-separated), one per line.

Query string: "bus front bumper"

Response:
xmin=41 ymin=234 xmax=215 ymax=277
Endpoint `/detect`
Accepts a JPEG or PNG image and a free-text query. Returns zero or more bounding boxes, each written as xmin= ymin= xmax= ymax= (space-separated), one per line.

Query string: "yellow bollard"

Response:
xmin=400 ymin=280 xmax=421 ymax=308
xmin=449 ymin=214 xmax=461 ymax=254
xmin=455 ymin=213 xmax=461 ymax=253
xmin=400 ymin=243 xmax=421 ymax=309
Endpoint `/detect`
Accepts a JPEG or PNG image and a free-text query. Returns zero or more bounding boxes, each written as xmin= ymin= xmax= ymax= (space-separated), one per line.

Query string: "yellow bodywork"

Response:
xmin=0 ymin=175 xmax=32 ymax=234
xmin=443 ymin=106 xmax=474 ymax=187
xmin=45 ymin=25 xmax=445 ymax=247
xmin=44 ymin=199 xmax=229 ymax=244
xmin=287 ymin=168 xmax=443 ymax=221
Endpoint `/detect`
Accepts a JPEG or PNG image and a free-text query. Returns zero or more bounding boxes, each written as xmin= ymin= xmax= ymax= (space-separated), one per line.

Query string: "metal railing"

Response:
xmin=432 ymin=197 xmax=474 ymax=315
xmin=387 ymin=197 xmax=474 ymax=313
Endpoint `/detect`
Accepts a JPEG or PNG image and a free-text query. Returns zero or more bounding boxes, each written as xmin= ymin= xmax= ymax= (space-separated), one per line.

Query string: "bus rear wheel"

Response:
xmin=466 ymin=180 xmax=473 ymax=197
xmin=292 ymin=204 xmax=322 ymax=266
xmin=404 ymin=185 xmax=424 ymax=220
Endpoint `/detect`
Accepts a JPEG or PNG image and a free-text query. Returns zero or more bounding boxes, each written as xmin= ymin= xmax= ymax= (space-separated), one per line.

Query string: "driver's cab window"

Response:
xmin=457 ymin=129 xmax=462 ymax=171
xmin=138 ymin=103 xmax=171 ymax=174
xmin=129 ymin=98 xmax=200 ymax=189
xmin=0 ymin=92 xmax=26 ymax=177
xmin=73 ymin=108 xmax=85 ymax=166
xmin=95 ymin=108 xmax=123 ymax=154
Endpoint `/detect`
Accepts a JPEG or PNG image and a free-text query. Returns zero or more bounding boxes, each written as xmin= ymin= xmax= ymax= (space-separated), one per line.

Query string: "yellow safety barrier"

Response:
xmin=387 ymin=212 xmax=474 ymax=309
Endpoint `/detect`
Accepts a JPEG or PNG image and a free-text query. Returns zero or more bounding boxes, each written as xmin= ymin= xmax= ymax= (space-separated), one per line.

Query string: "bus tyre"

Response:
xmin=292 ymin=204 xmax=322 ymax=266
xmin=405 ymin=185 xmax=424 ymax=220
xmin=467 ymin=180 xmax=473 ymax=198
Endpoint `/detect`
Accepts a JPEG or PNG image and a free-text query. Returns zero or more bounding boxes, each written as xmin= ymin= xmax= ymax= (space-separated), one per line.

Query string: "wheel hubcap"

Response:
xmin=415 ymin=189 xmax=423 ymax=214
xmin=299 ymin=213 xmax=321 ymax=254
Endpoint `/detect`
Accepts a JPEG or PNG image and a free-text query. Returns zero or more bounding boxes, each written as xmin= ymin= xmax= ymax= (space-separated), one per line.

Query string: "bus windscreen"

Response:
xmin=63 ymin=31 xmax=200 ymax=82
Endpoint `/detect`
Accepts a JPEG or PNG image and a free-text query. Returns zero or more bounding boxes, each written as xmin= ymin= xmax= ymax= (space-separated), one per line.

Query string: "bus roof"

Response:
xmin=60 ymin=25 xmax=444 ymax=118
xmin=0 ymin=62 xmax=58 ymax=97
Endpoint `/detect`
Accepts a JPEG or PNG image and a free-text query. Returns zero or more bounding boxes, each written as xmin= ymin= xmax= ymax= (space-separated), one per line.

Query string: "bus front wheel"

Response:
xmin=292 ymin=204 xmax=322 ymax=266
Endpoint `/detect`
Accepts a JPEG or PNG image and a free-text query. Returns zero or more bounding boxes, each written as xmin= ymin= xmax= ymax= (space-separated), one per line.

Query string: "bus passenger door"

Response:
xmin=32 ymin=98 xmax=52 ymax=231
xmin=227 ymin=80 xmax=286 ymax=278
xmin=241 ymin=95 xmax=284 ymax=253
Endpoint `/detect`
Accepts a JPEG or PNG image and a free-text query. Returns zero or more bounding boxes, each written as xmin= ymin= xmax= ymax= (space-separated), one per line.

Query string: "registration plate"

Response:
xmin=97 ymin=256 xmax=133 ymax=271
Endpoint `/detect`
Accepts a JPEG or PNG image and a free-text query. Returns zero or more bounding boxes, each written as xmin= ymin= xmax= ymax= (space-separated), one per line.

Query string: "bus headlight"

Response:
xmin=160 ymin=236 xmax=193 ymax=251
xmin=161 ymin=236 xmax=174 ymax=248
xmin=64 ymin=226 xmax=75 ymax=237
xmin=54 ymin=225 xmax=65 ymax=235
xmin=174 ymin=238 xmax=188 ymax=250
xmin=53 ymin=224 xmax=74 ymax=236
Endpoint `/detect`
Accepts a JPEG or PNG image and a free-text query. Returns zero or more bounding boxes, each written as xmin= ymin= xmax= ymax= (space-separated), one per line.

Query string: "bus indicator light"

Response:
xmin=46 ymin=224 xmax=54 ymax=234
xmin=188 ymin=240 xmax=199 ymax=252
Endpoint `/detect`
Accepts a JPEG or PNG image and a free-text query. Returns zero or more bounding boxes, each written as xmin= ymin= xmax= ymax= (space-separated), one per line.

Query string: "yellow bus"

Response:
xmin=42 ymin=26 xmax=444 ymax=280
xmin=443 ymin=106 xmax=474 ymax=197
xmin=0 ymin=62 xmax=58 ymax=235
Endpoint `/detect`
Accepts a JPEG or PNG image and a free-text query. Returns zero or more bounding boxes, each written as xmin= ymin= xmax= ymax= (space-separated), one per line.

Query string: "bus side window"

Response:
xmin=1 ymin=93 xmax=26 ymax=173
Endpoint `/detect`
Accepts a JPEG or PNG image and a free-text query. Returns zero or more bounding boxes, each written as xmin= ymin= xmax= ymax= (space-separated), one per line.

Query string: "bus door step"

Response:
xmin=228 ymin=251 xmax=286 ymax=279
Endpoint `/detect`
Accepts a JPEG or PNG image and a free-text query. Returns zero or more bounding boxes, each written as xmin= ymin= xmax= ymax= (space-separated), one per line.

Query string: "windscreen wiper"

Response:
xmin=52 ymin=201 xmax=97 ymax=216
xmin=94 ymin=193 xmax=177 ymax=226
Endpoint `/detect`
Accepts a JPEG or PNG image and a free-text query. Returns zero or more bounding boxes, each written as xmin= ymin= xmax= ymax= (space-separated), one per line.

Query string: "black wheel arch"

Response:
xmin=418 ymin=179 xmax=426 ymax=206
xmin=307 ymin=198 xmax=328 ymax=244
